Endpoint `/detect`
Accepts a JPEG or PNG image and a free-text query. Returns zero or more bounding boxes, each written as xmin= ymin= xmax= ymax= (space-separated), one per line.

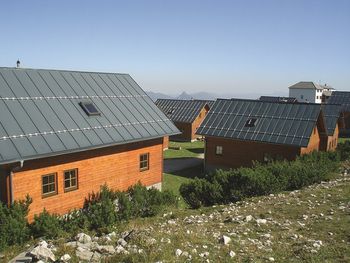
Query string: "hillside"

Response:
xmin=5 ymin=173 xmax=350 ymax=262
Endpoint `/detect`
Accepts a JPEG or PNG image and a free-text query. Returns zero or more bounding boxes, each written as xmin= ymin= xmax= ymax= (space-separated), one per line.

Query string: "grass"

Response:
xmin=339 ymin=137 xmax=350 ymax=144
xmin=163 ymin=164 xmax=204 ymax=208
xmin=164 ymin=140 xmax=204 ymax=159
xmin=108 ymin=173 xmax=350 ymax=262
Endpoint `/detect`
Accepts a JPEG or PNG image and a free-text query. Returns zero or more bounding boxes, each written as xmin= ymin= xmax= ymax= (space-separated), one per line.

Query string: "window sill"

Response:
xmin=42 ymin=192 xmax=57 ymax=199
xmin=64 ymin=187 xmax=78 ymax=193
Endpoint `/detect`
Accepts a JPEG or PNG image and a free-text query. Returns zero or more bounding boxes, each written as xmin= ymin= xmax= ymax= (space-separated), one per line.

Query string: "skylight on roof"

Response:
xmin=79 ymin=102 xmax=101 ymax=116
xmin=245 ymin=118 xmax=257 ymax=127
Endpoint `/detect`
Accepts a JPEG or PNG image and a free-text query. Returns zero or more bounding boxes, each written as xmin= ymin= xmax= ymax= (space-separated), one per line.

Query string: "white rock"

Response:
xmin=60 ymin=254 xmax=71 ymax=262
xmin=91 ymin=251 xmax=102 ymax=262
xmin=107 ymin=231 xmax=117 ymax=238
xmin=269 ymin=257 xmax=275 ymax=261
xmin=229 ymin=251 xmax=236 ymax=257
xmin=175 ymin=249 xmax=182 ymax=257
xmin=221 ymin=235 xmax=231 ymax=245
xmin=168 ymin=219 xmax=176 ymax=225
xmin=115 ymin=245 xmax=126 ymax=254
xmin=76 ymin=233 xmax=92 ymax=244
xmin=199 ymin=252 xmax=209 ymax=257
xmin=76 ymin=249 xmax=93 ymax=261
xmin=256 ymin=219 xmax=267 ymax=225
xmin=117 ymin=238 xmax=127 ymax=247
xmin=245 ymin=215 xmax=253 ymax=222
xmin=37 ymin=240 xmax=48 ymax=248
xmin=29 ymin=246 xmax=56 ymax=262
xmin=182 ymin=251 xmax=189 ymax=257
xmin=97 ymin=245 xmax=116 ymax=254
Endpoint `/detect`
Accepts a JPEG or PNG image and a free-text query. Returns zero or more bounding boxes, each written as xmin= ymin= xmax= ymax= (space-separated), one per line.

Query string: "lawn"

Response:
xmin=164 ymin=140 xmax=204 ymax=159
xmin=163 ymin=164 xmax=204 ymax=207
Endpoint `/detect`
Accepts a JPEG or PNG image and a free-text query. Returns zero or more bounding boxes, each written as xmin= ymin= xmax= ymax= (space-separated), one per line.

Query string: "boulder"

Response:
xmin=117 ymin=238 xmax=127 ymax=247
xmin=28 ymin=246 xmax=56 ymax=262
xmin=96 ymin=245 xmax=116 ymax=255
xmin=220 ymin=235 xmax=231 ymax=245
xmin=175 ymin=249 xmax=182 ymax=257
xmin=76 ymin=233 xmax=92 ymax=244
xmin=76 ymin=248 xmax=93 ymax=261
xmin=229 ymin=251 xmax=236 ymax=257
xmin=60 ymin=254 xmax=71 ymax=262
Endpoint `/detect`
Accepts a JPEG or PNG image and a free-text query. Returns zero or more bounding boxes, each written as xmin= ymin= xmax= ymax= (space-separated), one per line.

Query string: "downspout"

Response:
xmin=9 ymin=160 xmax=24 ymax=205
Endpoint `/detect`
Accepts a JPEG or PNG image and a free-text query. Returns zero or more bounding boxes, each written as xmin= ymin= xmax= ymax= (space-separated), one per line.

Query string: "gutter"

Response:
xmin=9 ymin=160 xmax=24 ymax=205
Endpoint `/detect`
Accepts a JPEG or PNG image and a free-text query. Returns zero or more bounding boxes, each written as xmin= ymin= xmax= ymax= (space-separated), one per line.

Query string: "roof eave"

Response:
xmin=0 ymin=132 xmax=180 ymax=166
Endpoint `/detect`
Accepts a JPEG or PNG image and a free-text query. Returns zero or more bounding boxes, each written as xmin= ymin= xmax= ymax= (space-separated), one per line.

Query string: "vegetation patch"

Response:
xmin=164 ymin=141 xmax=204 ymax=159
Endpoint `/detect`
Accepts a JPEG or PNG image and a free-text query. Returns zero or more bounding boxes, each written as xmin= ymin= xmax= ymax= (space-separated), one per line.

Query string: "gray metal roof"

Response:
xmin=196 ymin=98 xmax=322 ymax=147
xmin=288 ymin=81 xmax=326 ymax=90
xmin=321 ymin=104 xmax=342 ymax=135
xmin=155 ymin=99 xmax=210 ymax=123
xmin=0 ymin=67 xmax=179 ymax=165
xmin=327 ymin=91 xmax=350 ymax=112
xmin=259 ymin=96 xmax=298 ymax=103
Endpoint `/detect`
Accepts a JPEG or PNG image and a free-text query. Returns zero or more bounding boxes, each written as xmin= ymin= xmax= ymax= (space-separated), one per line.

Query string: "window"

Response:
xmin=301 ymin=95 xmax=304 ymax=99
xmin=140 ymin=153 xmax=149 ymax=171
xmin=245 ymin=118 xmax=257 ymax=127
xmin=216 ymin=146 xmax=223 ymax=155
xmin=64 ymin=169 xmax=78 ymax=192
xmin=79 ymin=101 xmax=101 ymax=116
xmin=42 ymin=173 xmax=57 ymax=197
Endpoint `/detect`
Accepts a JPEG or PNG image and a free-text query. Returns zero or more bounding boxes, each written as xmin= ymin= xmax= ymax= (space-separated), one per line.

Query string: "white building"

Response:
xmin=288 ymin=81 xmax=334 ymax=103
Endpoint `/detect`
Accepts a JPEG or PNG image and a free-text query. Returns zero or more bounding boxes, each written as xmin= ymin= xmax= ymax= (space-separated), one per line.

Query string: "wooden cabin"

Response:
xmin=0 ymin=67 xmax=179 ymax=221
xmin=327 ymin=91 xmax=350 ymax=137
xmin=155 ymin=99 xmax=213 ymax=142
xmin=196 ymin=98 xmax=327 ymax=171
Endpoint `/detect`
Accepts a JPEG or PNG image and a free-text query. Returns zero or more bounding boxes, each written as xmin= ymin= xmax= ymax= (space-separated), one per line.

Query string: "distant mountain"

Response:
xmin=146 ymin=91 xmax=173 ymax=101
xmin=176 ymin=91 xmax=193 ymax=100
xmin=146 ymin=90 xmax=266 ymax=101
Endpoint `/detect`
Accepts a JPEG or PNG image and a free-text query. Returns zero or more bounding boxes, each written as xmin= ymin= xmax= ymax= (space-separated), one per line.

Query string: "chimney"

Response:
xmin=16 ymin=60 xmax=20 ymax=68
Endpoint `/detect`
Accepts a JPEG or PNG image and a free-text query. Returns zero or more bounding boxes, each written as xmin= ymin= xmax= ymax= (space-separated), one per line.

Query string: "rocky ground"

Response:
xmin=5 ymin=174 xmax=350 ymax=263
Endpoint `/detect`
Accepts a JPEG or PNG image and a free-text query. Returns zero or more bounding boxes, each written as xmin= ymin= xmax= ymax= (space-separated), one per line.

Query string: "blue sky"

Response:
xmin=0 ymin=0 xmax=349 ymax=97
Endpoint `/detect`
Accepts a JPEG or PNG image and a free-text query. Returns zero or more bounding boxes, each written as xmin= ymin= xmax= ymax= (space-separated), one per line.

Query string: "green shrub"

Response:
xmin=128 ymin=183 xmax=178 ymax=217
xmin=85 ymin=185 xmax=117 ymax=230
xmin=180 ymin=178 xmax=222 ymax=208
xmin=60 ymin=209 xmax=89 ymax=234
xmin=180 ymin=151 xmax=341 ymax=208
xmin=337 ymin=140 xmax=350 ymax=161
xmin=31 ymin=209 xmax=62 ymax=239
xmin=0 ymin=196 xmax=31 ymax=251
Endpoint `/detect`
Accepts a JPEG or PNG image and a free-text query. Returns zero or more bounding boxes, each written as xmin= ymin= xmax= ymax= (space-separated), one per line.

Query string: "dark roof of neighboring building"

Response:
xmin=155 ymin=99 xmax=211 ymax=123
xmin=196 ymin=98 xmax=322 ymax=147
xmin=321 ymin=104 xmax=342 ymax=135
xmin=327 ymin=91 xmax=350 ymax=112
xmin=259 ymin=96 xmax=298 ymax=103
xmin=288 ymin=81 xmax=327 ymax=90
xmin=0 ymin=67 xmax=179 ymax=165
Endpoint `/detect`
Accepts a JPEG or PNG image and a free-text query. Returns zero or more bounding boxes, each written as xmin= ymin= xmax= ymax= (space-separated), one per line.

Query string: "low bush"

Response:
xmin=337 ymin=140 xmax=350 ymax=161
xmin=0 ymin=196 xmax=31 ymax=251
xmin=180 ymin=150 xmax=341 ymax=208
xmin=31 ymin=209 xmax=62 ymax=239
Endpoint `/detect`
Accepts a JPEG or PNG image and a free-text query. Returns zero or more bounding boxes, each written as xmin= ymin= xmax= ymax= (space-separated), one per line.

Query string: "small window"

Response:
xmin=301 ymin=95 xmax=304 ymax=99
xmin=42 ymin=173 xmax=57 ymax=197
xmin=167 ymin=108 xmax=174 ymax=115
xmin=64 ymin=169 xmax=78 ymax=192
xmin=245 ymin=118 xmax=257 ymax=127
xmin=140 ymin=153 xmax=149 ymax=171
xmin=216 ymin=146 xmax=223 ymax=155
xmin=79 ymin=102 xmax=101 ymax=116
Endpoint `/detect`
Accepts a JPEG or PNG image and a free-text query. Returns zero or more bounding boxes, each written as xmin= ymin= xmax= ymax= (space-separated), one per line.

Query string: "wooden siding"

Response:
xmin=171 ymin=105 xmax=209 ymax=141
xmin=5 ymin=138 xmax=163 ymax=221
xmin=205 ymin=123 xmax=321 ymax=170
xmin=163 ymin=136 xmax=169 ymax=150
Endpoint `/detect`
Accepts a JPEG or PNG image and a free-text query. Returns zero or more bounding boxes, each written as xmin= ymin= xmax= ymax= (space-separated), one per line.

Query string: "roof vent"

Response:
xmin=245 ymin=118 xmax=257 ymax=127
xmin=16 ymin=60 xmax=20 ymax=68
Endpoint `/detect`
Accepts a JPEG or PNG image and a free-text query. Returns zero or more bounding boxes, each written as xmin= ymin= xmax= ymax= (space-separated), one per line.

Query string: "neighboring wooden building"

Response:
xmin=196 ymin=99 xmax=327 ymax=171
xmin=155 ymin=99 xmax=212 ymax=142
xmin=327 ymin=91 xmax=350 ymax=137
xmin=0 ymin=67 xmax=179 ymax=221
xmin=320 ymin=104 xmax=342 ymax=151
xmin=259 ymin=96 xmax=298 ymax=103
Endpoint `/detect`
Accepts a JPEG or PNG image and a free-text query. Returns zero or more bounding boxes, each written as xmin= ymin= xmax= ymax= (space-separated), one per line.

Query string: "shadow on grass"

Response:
xmin=187 ymin=148 xmax=204 ymax=154
xmin=168 ymin=164 xmax=205 ymax=179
